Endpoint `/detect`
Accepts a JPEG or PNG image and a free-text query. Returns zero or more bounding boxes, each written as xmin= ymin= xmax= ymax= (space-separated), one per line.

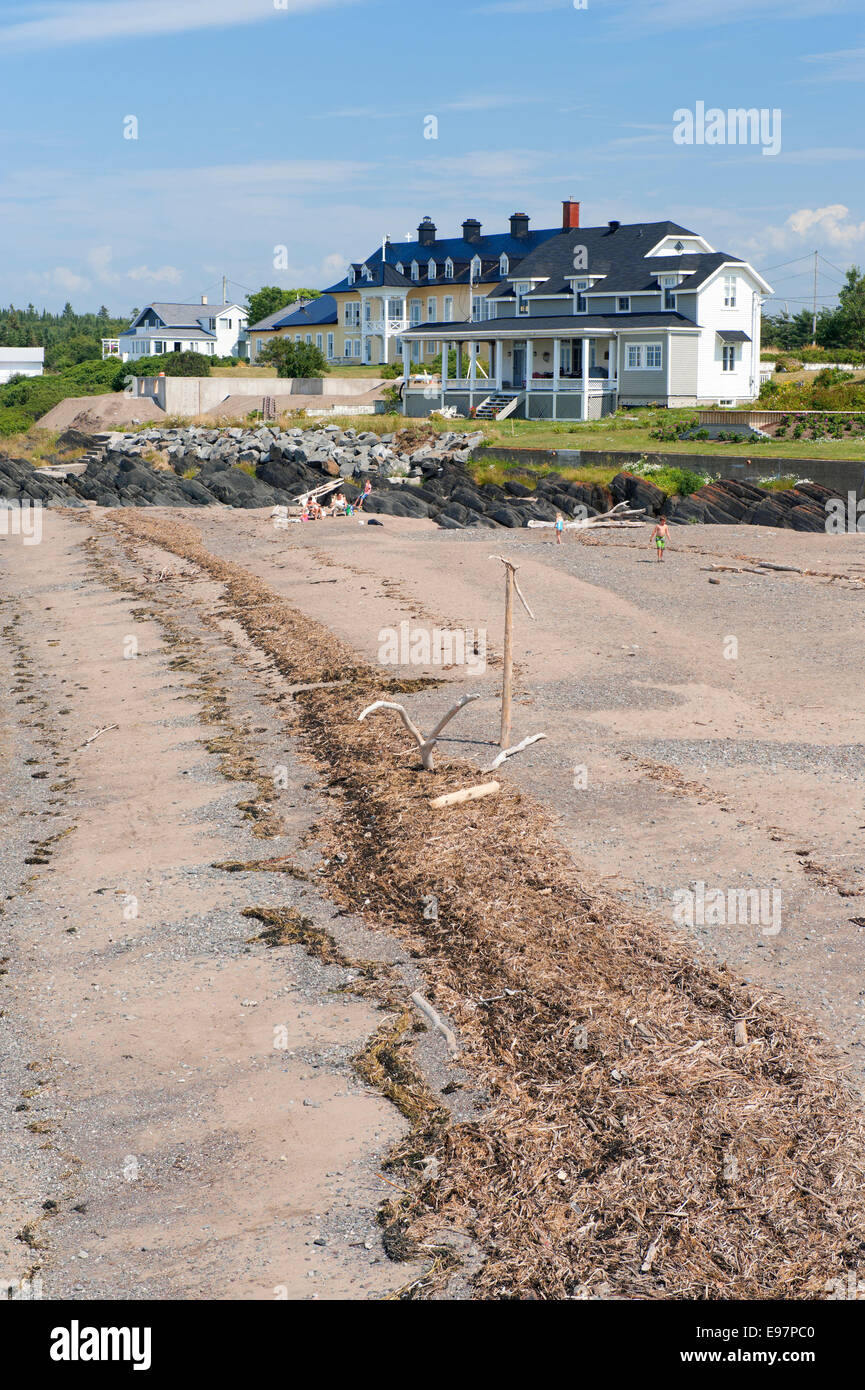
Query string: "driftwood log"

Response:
xmin=358 ymin=692 xmax=479 ymax=770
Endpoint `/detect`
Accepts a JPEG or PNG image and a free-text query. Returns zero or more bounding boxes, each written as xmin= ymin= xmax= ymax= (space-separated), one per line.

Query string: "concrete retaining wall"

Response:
xmin=134 ymin=375 xmax=386 ymax=415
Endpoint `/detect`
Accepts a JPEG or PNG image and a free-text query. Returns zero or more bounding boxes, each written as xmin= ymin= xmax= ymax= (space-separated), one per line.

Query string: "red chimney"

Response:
xmin=562 ymin=198 xmax=580 ymax=231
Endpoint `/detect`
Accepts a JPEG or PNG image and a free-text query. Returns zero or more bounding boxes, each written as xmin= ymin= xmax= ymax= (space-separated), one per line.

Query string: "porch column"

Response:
xmin=440 ymin=338 xmax=449 ymax=409
xmin=469 ymin=339 xmax=477 ymax=411
xmin=525 ymin=339 xmax=533 ymax=401
xmin=611 ymin=335 xmax=618 ymax=391
xmin=494 ymin=340 xmax=503 ymax=391
xmin=552 ymin=338 xmax=561 ymax=422
xmin=581 ymin=337 xmax=590 ymax=421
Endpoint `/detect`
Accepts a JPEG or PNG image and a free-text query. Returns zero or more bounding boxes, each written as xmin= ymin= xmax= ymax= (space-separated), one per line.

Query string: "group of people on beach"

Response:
xmin=299 ymin=478 xmax=372 ymax=522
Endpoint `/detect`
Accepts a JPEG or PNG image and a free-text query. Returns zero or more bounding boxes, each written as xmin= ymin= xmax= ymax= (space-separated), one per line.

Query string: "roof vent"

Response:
xmin=608 ymin=220 xmax=620 ymax=233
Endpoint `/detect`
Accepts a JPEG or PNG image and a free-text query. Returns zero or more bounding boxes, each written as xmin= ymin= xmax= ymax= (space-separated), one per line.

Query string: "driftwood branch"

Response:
xmin=429 ymin=780 xmax=500 ymax=809
xmin=78 ymin=723 xmax=119 ymax=749
xmin=489 ymin=556 xmax=535 ymax=619
xmin=484 ymin=732 xmax=546 ymax=772
xmin=411 ymin=991 xmax=460 ymax=1058
xmin=358 ymin=693 xmax=479 ymax=770
xmin=528 ymin=501 xmax=647 ymax=532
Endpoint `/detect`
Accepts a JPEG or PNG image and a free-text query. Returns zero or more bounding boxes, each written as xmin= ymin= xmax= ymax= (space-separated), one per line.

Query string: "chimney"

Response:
xmin=462 ymin=217 xmax=482 ymax=243
xmin=509 ymin=211 xmax=530 ymax=239
xmin=607 ymin=219 xmax=621 ymax=233
xmin=417 ymin=216 xmax=437 ymax=247
xmin=201 ymin=294 xmax=208 ymax=305
xmin=562 ymin=199 xmax=580 ymax=231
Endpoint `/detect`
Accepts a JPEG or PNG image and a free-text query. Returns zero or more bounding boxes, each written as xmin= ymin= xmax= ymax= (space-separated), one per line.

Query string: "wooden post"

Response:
xmin=500 ymin=562 xmax=514 ymax=748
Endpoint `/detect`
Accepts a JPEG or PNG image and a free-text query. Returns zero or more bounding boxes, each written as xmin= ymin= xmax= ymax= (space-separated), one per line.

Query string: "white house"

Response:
xmin=399 ymin=211 xmax=773 ymax=419
xmin=110 ymin=298 xmax=248 ymax=363
xmin=0 ymin=347 xmax=45 ymax=384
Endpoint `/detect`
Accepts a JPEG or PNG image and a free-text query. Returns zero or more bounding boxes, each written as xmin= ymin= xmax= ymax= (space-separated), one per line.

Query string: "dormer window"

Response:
xmin=471 ymin=255 xmax=482 ymax=279
xmin=396 ymin=262 xmax=404 ymax=275
xmin=347 ymin=266 xmax=355 ymax=284
xmin=575 ymin=279 xmax=588 ymax=313
xmin=362 ymin=264 xmax=372 ymax=282
xmin=499 ymin=253 xmax=509 ymax=275
xmin=444 ymin=258 xmax=454 ymax=279
xmin=428 ymin=259 xmax=437 ymax=280
xmin=410 ymin=261 xmax=419 ymax=281
xmin=674 ymin=241 xmax=684 ymax=252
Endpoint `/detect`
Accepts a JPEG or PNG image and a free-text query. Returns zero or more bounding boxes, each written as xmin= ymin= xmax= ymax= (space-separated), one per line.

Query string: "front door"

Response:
xmin=512 ymin=344 xmax=526 ymax=388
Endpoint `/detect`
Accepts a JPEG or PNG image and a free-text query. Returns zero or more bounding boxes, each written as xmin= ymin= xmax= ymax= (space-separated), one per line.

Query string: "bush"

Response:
xmin=258 ymin=338 xmax=328 ymax=378
xmin=120 ymin=350 xmax=210 ymax=380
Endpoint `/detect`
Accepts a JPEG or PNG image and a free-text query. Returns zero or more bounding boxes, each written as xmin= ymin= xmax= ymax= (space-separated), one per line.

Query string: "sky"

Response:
xmin=0 ymin=0 xmax=863 ymax=319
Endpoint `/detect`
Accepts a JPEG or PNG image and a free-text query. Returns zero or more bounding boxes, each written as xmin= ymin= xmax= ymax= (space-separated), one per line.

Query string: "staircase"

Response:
xmin=474 ymin=392 xmax=520 ymax=420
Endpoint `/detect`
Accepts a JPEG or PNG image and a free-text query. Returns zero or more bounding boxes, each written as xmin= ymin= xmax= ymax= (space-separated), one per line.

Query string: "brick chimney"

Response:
xmin=417 ymin=216 xmax=437 ymax=247
xmin=562 ymin=199 xmax=580 ymax=231
xmin=462 ymin=218 xmax=482 ymax=243
xmin=509 ymin=211 xmax=530 ymax=239
xmin=201 ymin=294 xmax=208 ymax=305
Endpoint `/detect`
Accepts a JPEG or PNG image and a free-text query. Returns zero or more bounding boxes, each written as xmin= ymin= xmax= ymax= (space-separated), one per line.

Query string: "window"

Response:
xmin=723 ymin=274 xmax=737 ymax=308
xmin=411 ymin=341 xmax=420 ymax=363
xmin=348 ymin=267 xmax=355 ymax=285
xmin=625 ymin=344 xmax=643 ymax=370
xmin=471 ymin=255 xmax=481 ymax=279
xmin=327 ymin=333 xmax=334 ymax=358
xmin=361 ymin=263 xmax=371 ymax=282
xmin=575 ymin=281 xmax=587 ymax=313
xmin=411 ymin=261 xmax=419 ymax=281
xmin=353 ymin=339 xmax=362 ymax=358
xmin=428 ymin=259 xmax=437 ymax=280
xmin=427 ymin=296 xmax=436 ymax=322
xmin=209 ymin=318 xmax=216 ymax=330
xmin=722 ymin=344 xmax=736 ymax=372
xmin=515 ymin=282 xmax=530 ymax=314
xmin=444 ymin=258 xmax=454 ymax=279
xmin=363 ymin=301 xmax=372 ymax=323
xmin=617 ymin=297 xmax=630 ymax=313
xmin=396 ymin=262 xmax=404 ymax=275
xmin=410 ymin=302 xmax=422 ymax=326
xmin=664 ymin=288 xmax=677 ymax=310
xmin=305 ymin=333 xmax=312 ymax=344
xmin=154 ymin=341 xmax=164 ymax=354
xmin=645 ymin=343 xmax=663 ymax=369
xmin=499 ymin=253 xmax=509 ymax=275
xmin=387 ymin=297 xmax=404 ymax=320
xmin=443 ymin=296 xmax=453 ymax=321
xmin=316 ymin=333 xmax=323 ymax=350
xmin=295 ymin=335 xmax=302 ymax=343
xmin=344 ymin=302 xmax=360 ymax=327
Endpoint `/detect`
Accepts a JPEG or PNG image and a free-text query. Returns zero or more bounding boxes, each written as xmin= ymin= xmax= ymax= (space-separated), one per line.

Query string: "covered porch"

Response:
xmin=401 ymin=325 xmax=620 ymax=420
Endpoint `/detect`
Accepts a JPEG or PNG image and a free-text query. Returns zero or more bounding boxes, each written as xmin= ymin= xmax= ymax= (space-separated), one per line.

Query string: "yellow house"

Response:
xmin=247 ymin=295 xmax=339 ymax=364
xmin=323 ymin=212 xmax=565 ymax=367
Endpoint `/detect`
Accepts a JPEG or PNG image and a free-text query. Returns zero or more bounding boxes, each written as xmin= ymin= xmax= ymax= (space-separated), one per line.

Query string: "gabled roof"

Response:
xmin=502 ymin=224 xmax=754 ymax=299
xmin=126 ymin=301 xmax=248 ymax=331
xmin=268 ymin=294 xmax=338 ymax=330
xmin=325 ymin=224 xmax=559 ymax=295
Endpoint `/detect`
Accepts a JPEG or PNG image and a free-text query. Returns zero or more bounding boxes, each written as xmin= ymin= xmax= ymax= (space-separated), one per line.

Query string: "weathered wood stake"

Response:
xmin=500 ymin=561 xmax=514 ymax=748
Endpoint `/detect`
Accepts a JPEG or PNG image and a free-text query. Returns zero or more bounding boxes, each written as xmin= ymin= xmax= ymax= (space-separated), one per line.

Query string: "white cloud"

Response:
xmin=787 ymin=204 xmax=865 ymax=245
xmin=0 ymin=0 xmax=350 ymax=49
xmin=126 ymin=264 xmax=183 ymax=284
xmin=801 ymin=46 xmax=865 ymax=82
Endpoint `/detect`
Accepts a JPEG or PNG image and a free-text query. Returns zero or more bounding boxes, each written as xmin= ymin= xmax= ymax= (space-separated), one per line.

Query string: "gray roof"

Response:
xmin=400 ymin=311 xmax=700 ymax=339
xmin=119 ymin=326 xmax=217 ymax=341
xmin=127 ymin=301 xmax=247 ymax=331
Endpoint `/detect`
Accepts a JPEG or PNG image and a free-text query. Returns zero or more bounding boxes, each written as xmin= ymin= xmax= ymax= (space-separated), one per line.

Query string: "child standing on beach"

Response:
xmin=650 ymin=517 xmax=669 ymax=562
xmin=554 ymin=512 xmax=564 ymax=545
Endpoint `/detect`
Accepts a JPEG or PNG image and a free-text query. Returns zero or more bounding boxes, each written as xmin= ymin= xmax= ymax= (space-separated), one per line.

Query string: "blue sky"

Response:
xmin=0 ymin=0 xmax=862 ymax=317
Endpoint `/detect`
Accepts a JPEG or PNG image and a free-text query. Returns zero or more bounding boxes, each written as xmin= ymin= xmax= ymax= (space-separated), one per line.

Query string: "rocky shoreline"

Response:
xmin=0 ymin=423 xmax=837 ymax=531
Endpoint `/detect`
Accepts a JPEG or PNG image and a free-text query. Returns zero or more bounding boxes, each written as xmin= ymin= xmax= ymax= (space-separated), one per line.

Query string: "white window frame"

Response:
xmin=625 ymin=344 xmax=643 ymax=370
xmin=574 ymin=280 xmax=588 ymax=314
xmin=353 ymin=338 xmax=362 ymax=358
xmin=411 ymin=261 xmax=419 ymax=281
xmin=645 ymin=343 xmax=663 ymax=370
xmin=723 ymin=274 xmax=737 ymax=309
xmin=515 ymin=281 xmax=530 ymax=315
xmin=396 ymin=262 xmax=403 ymax=275
xmin=499 ymin=253 xmax=509 ymax=275
xmin=471 ymin=255 xmax=481 ymax=278
xmin=443 ymin=296 xmax=453 ymax=322
xmin=427 ymin=296 xmax=436 ymax=322
xmin=428 ymin=259 xmax=437 ymax=280
xmin=722 ymin=344 xmax=737 ymax=372
xmin=316 ymin=333 xmax=323 ymax=350
xmin=347 ymin=267 xmax=355 ymax=285
xmin=617 ymin=296 xmax=630 ymax=313
xmin=444 ymin=258 xmax=454 ymax=279
xmin=326 ymin=332 xmax=334 ymax=359
xmin=410 ymin=301 xmax=422 ymax=327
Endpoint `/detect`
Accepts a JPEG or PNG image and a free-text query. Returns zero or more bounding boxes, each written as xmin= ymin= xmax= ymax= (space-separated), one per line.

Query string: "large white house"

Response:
xmin=0 ymin=347 xmax=44 ymax=384
xmin=109 ymin=298 xmax=248 ymax=363
xmin=399 ymin=211 xmax=772 ymax=419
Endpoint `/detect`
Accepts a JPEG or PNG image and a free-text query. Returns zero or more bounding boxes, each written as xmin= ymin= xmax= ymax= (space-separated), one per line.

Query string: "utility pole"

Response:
xmin=811 ymin=250 xmax=818 ymax=346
